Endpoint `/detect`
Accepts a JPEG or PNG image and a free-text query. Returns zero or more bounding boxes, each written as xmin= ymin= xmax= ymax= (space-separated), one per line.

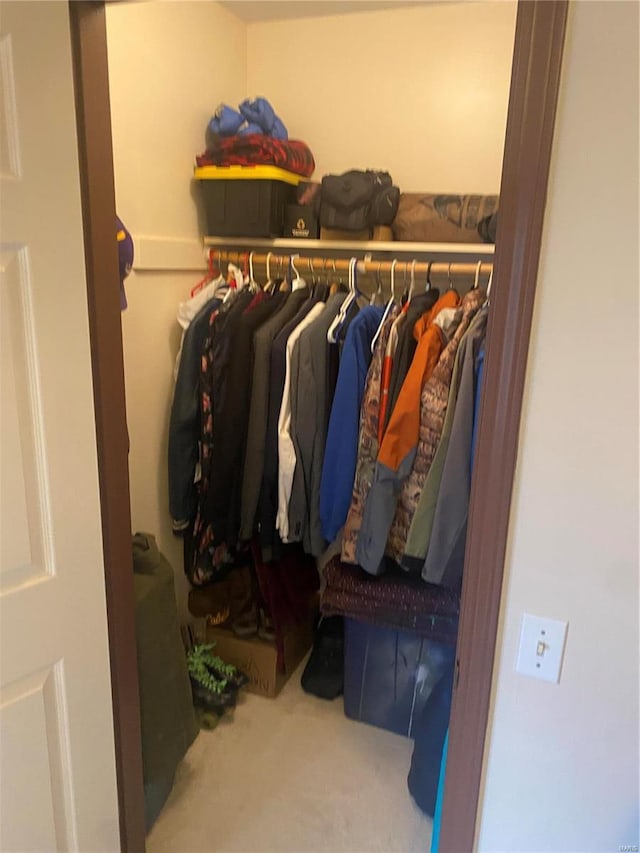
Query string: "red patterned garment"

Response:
xmin=196 ymin=134 xmax=315 ymax=178
xmin=321 ymin=556 xmax=459 ymax=644
xmin=251 ymin=540 xmax=319 ymax=672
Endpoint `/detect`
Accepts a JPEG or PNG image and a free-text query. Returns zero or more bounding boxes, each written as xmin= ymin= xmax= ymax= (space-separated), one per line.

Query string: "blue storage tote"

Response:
xmin=343 ymin=617 xmax=455 ymax=739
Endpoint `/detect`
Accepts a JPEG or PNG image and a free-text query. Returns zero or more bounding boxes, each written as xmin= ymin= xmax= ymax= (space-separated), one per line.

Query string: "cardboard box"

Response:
xmin=206 ymin=617 xmax=314 ymax=698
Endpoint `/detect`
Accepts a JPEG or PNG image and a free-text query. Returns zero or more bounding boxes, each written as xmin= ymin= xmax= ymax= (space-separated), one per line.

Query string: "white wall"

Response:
xmin=477 ymin=3 xmax=639 ymax=850
xmin=106 ymin=1 xmax=247 ymax=615
xmin=247 ymin=2 xmax=516 ymax=193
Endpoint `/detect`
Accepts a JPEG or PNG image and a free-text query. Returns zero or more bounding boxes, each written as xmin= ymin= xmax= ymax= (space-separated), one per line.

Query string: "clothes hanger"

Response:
xmin=223 ymin=263 xmax=238 ymax=303
xmin=369 ymin=261 xmax=383 ymax=306
xmin=239 ymin=251 xmax=249 ymax=288
xmin=329 ymin=258 xmax=341 ymax=296
xmin=327 ymin=257 xmax=357 ymax=343
xmin=400 ymin=261 xmax=409 ymax=304
xmin=223 ymin=252 xmax=244 ymax=302
xmin=190 ymin=249 xmax=222 ymax=298
xmin=473 ymin=260 xmax=482 ymax=290
xmin=264 ymin=251 xmax=276 ymax=293
xmin=290 ymin=254 xmax=306 ymax=291
xmin=485 ymin=266 xmax=494 ymax=304
xmin=308 ymin=257 xmax=318 ymax=292
xmin=248 ymin=251 xmax=259 ymax=293
xmin=425 ymin=260 xmax=433 ymax=292
xmin=447 ymin=262 xmax=453 ymax=290
xmin=278 ymin=255 xmax=290 ymax=292
xmin=322 ymin=258 xmax=330 ymax=292
xmin=327 ymin=259 xmax=351 ymax=342
xmin=407 ymin=259 xmax=417 ymax=303
xmin=370 ymin=258 xmax=398 ymax=354
xmin=211 ymin=250 xmax=230 ymax=298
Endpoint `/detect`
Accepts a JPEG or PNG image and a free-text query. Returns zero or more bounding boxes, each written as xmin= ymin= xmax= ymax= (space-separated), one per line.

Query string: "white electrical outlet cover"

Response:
xmin=516 ymin=613 xmax=568 ymax=683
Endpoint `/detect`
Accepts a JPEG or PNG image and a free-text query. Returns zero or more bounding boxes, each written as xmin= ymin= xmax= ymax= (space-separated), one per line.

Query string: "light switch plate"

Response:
xmin=516 ymin=613 xmax=568 ymax=683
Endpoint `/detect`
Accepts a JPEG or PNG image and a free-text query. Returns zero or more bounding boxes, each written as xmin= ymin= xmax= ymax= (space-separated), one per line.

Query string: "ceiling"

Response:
xmin=218 ymin=1 xmax=430 ymax=22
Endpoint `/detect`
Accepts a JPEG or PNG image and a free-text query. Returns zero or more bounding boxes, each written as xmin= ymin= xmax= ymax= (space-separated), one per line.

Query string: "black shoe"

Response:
xmin=189 ymin=675 xmax=237 ymax=715
xmin=301 ymin=616 xmax=344 ymax=700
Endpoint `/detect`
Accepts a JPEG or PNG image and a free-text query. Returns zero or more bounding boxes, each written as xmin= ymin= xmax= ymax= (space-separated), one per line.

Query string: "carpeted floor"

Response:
xmin=147 ymin=658 xmax=431 ymax=853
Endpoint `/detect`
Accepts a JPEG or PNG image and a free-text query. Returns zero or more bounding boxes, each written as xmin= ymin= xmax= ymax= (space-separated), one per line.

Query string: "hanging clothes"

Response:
xmin=276 ymin=301 xmax=326 ymax=540
xmin=382 ymin=290 xmax=441 ymax=434
xmin=251 ymin=541 xmax=319 ymax=672
xmin=401 ymin=308 xmax=486 ymax=572
xmin=407 ymin=660 xmax=455 ymax=819
xmin=189 ymin=294 xmax=252 ymax=586
xmin=259 ymin=289 xmax=320 ymax=561
xmin=319 ymin=305 xmax=385 ymax=544
xmin=341 ymin=305 xmax=399 ymax=564
xmin=421 ymin=310 xmax=488 ymax=587
xmin=288 ymin=292 xmax=348 ymax=556
xmin=171 ymin=247 xmax=491 ymax=624
xmin=355 ymin=290 xmax=462 ymax=575
xmin=239 ymin=289 xmax=307 ymax=541
xmin=203 ymin=291 xmax=282 ymax=550
xmin=168 ymin=294 xmax=222 ymax=532
xmin=174 ymin=273 xmax=227 ymax=378
xmin=384 ymin=287 xmax=485 ymax=563
xmin=470 ymin=343 xmax=485 ymax=470
xmin=377 ymin=309 xmax=406 ymax=444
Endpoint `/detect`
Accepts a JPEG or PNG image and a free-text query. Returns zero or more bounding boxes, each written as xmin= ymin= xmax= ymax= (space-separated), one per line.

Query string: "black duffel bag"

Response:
xmin=316 ymin=169 xmax=400 ymax=232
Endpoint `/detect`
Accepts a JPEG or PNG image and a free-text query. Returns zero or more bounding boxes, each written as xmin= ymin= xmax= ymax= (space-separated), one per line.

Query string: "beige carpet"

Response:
xmin=147 ymin=658 xmax=432 ymax=853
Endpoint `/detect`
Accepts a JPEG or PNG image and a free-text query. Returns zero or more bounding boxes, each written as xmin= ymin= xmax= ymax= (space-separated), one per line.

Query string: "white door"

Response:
xmin=0 ymin=3 xmax=120 ymax=851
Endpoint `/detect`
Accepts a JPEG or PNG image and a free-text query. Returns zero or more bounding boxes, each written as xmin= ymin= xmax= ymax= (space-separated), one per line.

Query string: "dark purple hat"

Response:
xmin=117 ymin=215 xmax=134 ymax=310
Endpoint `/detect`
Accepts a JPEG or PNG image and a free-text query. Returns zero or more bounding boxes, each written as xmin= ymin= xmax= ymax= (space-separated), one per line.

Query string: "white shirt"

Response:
xmin=276 ymin=302 xmax=326 ymax=540
xmin=177 ymin=274 xmax=226 ymax=330
xmin=173 ymin=275 xmax=226 ymax=380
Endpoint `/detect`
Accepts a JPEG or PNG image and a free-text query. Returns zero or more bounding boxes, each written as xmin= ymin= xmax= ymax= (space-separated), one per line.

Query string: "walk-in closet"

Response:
xmin=105 ymin=2 xmax=518 ymax=849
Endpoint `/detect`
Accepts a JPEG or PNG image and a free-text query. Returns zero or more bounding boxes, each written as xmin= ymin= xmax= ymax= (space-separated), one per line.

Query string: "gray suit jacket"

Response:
xmin=239 ymin=290 xmax=308 ymax=541
xmin=422 ymin=310 xmax=487 ymax=587
xmin=287 ymin=293 xmax=347 ymax=555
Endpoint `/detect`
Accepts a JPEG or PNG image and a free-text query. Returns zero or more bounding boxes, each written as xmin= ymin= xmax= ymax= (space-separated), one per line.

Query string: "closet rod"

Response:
xmin=213 ymin=249 xmax=493 ymax=280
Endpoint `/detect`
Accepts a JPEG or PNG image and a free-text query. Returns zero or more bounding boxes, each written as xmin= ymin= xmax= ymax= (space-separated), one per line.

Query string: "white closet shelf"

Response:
xmin=203 ymin=236 xmax=495 ymax=255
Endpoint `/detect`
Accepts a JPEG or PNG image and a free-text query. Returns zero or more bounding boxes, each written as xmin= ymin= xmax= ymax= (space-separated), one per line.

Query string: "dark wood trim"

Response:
xmin=70 ymin=1 xmax=568 ymax=850
xmin=440 ymin=2 xmax=569 ymax=850
xmin=69 ymin=4 xmax=146 ymax=851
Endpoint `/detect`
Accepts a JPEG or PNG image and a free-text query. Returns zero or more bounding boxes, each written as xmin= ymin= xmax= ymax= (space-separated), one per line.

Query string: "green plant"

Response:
xmin=187 ymin=645 xmax=228 ymax=693
xmin=192 ymin=643 xmax=240 ymax=680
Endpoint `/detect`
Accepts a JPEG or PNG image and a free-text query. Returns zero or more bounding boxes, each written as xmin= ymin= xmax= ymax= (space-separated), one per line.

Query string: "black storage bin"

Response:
xmin=195 ymin=166 xmax=301 ymax=238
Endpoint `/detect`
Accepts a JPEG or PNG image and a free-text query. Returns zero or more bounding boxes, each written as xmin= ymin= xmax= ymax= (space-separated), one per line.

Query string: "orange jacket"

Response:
xmin=377 ymin=290 xmax=461 ymax=472
xmin=377 ymin=310 xmax=406 ymax=445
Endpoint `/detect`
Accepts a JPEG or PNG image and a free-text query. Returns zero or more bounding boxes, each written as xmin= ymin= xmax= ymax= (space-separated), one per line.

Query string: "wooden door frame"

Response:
xmin=69 ymin=4 xmax=146 ymax=851
xmin=438 ymin=2 xmax=568 ymax=848
xmin=69 ymin=2 xmax=568 ymax=851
